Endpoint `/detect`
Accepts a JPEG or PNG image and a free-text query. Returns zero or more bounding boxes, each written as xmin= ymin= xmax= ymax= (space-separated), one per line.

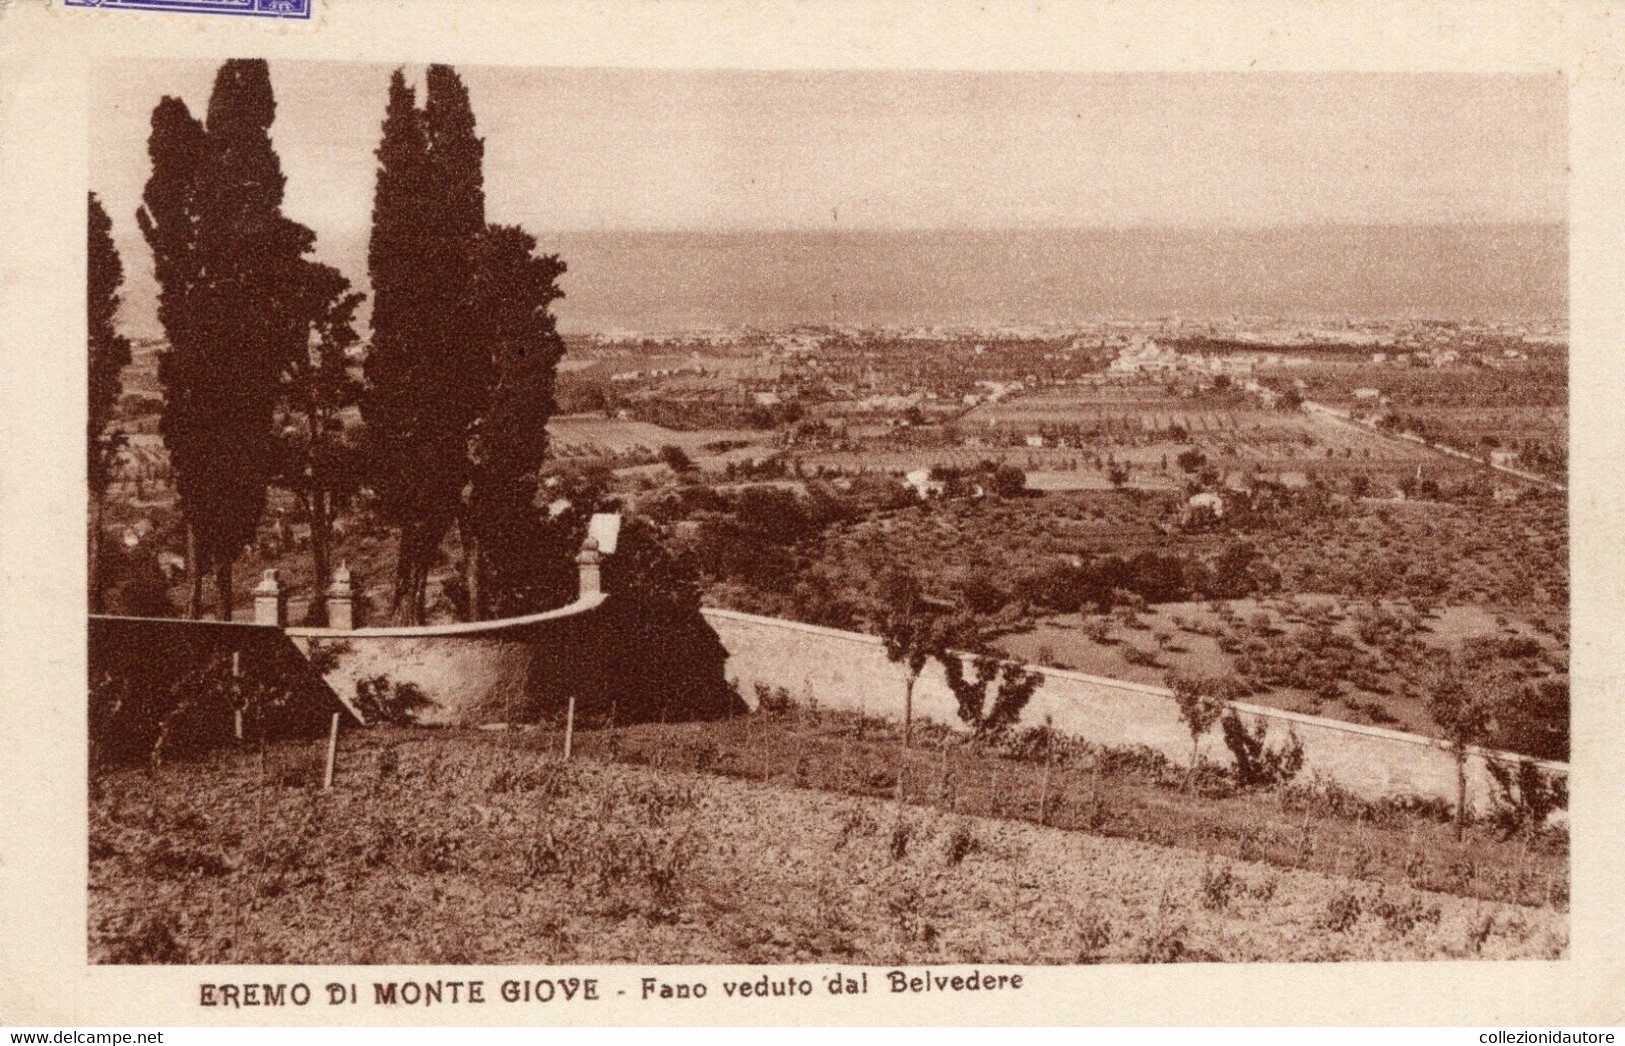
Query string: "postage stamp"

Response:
xmin=62 ymin=0 xmax=311 ymax=19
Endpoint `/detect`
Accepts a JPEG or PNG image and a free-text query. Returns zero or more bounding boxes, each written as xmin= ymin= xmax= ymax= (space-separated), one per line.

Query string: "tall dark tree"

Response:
xmin=362 ymin=70 xmax=439 ymax=622
xmin=464 ymin=223 xmax=567 ymax=618
xmin=137 ymin=96 xmax=208 ymax=617
xmin=363 ymin=65 xmax=489 ymax=623
xmin=273 ymin=261 xmax=365 ymax=621
xmin=88 ymin=193 xmax=133 ymax=614
xmin=141 ymin=61 xmax=314 ymax=620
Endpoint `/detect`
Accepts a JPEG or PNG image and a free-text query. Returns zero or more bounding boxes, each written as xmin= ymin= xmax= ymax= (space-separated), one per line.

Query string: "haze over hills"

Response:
xmin=113 ymin=223 xmax=1566 ymax=339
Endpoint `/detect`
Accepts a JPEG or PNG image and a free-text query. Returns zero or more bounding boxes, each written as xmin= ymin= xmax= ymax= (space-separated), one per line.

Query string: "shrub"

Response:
xmin=1220 ymin=711 xmax=1305 ymax=789
xmin=1485 ymin=757 xmax=1568 ymax=838
xmin=1320 ymin=891 xmax=1364 ymax=933
xmin=1075 ymin=913 xmax=1115 ymax=962
xmin=889 ymin=818 xmax=914 ymax=861
xmin=752 ymin=682 xmax=795 ymax=715
xmin=1200 ymin=862 xmax=1237 ymax=911
xmin=1368 ymin=890 xmax=1441 ymax=937
xmin=939 ymin=652 xmax=1043 ymax=737
xmin=353 ymin=675 xmax=435 ymax=725
xmin=1121 ymin=643 xmax=1160 ymax=667
xmin=943 ymin=823 xmax=978 ymax=866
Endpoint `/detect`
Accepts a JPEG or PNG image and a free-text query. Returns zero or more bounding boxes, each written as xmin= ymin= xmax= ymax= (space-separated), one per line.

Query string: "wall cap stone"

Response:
xmin=288 ymin=592 xmax=607 ymax=641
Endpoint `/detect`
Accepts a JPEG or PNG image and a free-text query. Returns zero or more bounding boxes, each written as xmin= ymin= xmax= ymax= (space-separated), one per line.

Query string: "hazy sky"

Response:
xmin=89 ymin=60 xmax=1566 ymax=331
xmin=93 ymin=61 xmax=1564 ymax=231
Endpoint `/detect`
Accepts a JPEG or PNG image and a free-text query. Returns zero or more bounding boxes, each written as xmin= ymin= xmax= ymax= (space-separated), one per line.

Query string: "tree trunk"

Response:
xmin=467 ymin=533 xmax=483 ymax=622
xmin=306 ymin=490 xmax=331 ymax=626
xmin=902 ymin=673 xmax=916 ymax=749
xmin=459 ymin=513 xmax=483 ymax=621
xmin=89 ymin=492 xmax=104 ymax=614
xmin=215 ymin=557 xmax=234 ymax=622
xmin=1455 ymin=748 xmax=1469 ymax=842
xmin=392 ymin=525 xmax=432 ymax=626
xmin=185 ymin=526 xmax=204 ymax=620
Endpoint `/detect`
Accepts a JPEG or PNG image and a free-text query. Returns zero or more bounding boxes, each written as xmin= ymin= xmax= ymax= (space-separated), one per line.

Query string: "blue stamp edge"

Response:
xmin=63 ymin=0 xmax=311 ymax=19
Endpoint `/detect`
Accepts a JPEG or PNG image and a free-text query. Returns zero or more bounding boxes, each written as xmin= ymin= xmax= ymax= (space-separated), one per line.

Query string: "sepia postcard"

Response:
xmin=0 ymin=0 xmax=1622 ymax=1028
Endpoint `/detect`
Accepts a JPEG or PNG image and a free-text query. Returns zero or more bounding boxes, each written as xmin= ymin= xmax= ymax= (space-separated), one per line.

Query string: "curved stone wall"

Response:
xmin=287 ymin=594 xmax=607 ymax=725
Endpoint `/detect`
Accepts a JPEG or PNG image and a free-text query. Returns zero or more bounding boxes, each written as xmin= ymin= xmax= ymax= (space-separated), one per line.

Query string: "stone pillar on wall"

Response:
xmin=325 ymin=563 xmax=356 ymax=631
xmin=253 ymin=568 xmax=287 ymax=627
xmin=575 ymin=538 xmax=602 ymax=599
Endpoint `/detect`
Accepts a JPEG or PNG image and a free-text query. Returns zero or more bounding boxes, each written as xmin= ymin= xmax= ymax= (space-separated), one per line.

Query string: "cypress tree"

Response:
xmin=141 ymin=62 xmax=313 ymax=621
xmin=137 ymin=96 xmax=209 ymax=617
xmin=364 ymin=69 xmax=446 ymax=623
xmin=192 ymin=59 xmax=315 ymax=620
xmin=363 ymin=64 xmax=490 ymax=623
xmin=465 ymin=223 xmax=568 ymax=617
xmin=88 ymin=192 xmax=133 ymax=614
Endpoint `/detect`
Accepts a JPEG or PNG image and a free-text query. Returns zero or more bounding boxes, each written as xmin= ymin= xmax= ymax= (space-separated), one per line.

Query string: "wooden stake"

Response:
xmin=1039 ymin=747 xmax=1054 ymax=827
xmin=322 ymin=712 xmax=339 ymax=790
xmin=232 ymin=651 xmax=243 ymax=742
xmin=563 ymin=696 xmax=576 ymax=761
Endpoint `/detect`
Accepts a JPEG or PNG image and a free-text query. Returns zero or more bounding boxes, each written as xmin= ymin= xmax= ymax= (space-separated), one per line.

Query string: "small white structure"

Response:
xmin=1187 ymin=491 xmax=1225 ymax=518
xmin=586 ymin=512 xmax=622 ymax=556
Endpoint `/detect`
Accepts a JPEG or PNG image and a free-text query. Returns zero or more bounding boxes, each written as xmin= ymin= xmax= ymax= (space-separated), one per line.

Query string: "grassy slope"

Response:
xmin=90 ymin=724 xmax=1566 ymax=966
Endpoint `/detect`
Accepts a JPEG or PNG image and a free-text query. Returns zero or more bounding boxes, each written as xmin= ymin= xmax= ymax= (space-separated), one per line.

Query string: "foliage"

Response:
xmin=464 ymin=223 xmax=568 ymax=618
xmin=1484 ymin=757 xmax=1567 ymax=838
xmin=352 ymin=674 xmax=436 ymax=725
xmin=1219 ymin=710 xmax=1305 ymax=789
xmin=940 ymin=651 xmax=1044 ymax=736
xmin=88 ymin=193 xmax=134 ymax=613
xmin=1169 ymin=672 xmax=1239 ymax=746
xmin=1426 ymin=656 xmax=1496 ymax=753
xmin=363 ymin=65 xmax=488 ymax=623
xmin=87 ymin=193 xmax=132 ymax=499
xmin=658 ymin=444 xmax=697 ymax=474
xmin=988 ymin=463 xmax=1026 ymax=497
xmin=272 ymin=260 xmax=366 ymax=621
xmin=140 ymin=61 xmax=317 ymax=619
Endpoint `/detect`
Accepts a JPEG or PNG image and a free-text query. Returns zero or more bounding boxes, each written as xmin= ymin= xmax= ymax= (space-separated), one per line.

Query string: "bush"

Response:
xmin=939 ymin=652 xmax=1044 ymax=736
xmin=943 ymin=823 xmax=979 ymax=866
xmin=889 ymin=819 xmax=914 ymax=861
xmin=1220 ymin=711 xmax=1305 ymax=789
xmin=1485 ymin=757 xmax=1568 ymax=838
xmin=1320 ymin=891 xmax=1364 ymax=933
xmin=353 ymin=675 xmax=436 ymax=725
xmin=752 ymin=682 xmax=795 ymax=715
xmin=1200 ymin=862 xmax=1237 ymax=911
xmin=1121 ymin=643 xmax=1159 ymax=667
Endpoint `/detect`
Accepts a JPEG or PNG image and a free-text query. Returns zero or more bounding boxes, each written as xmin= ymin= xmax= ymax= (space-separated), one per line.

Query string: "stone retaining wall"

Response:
xmin=700 ymin=606 xmax=1567 ymax=809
